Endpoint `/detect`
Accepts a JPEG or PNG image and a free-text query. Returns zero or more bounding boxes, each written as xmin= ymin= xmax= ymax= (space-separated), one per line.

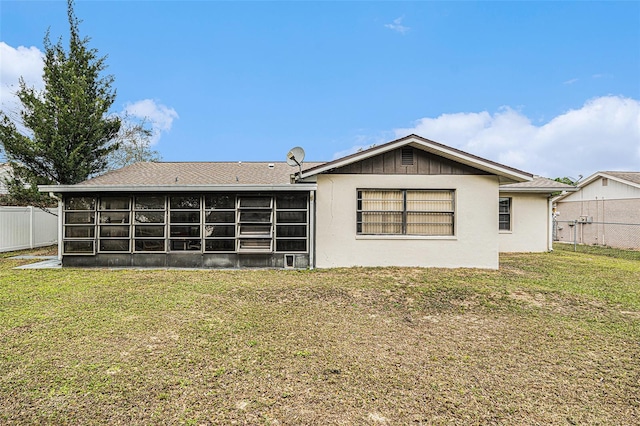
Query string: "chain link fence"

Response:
xmin=554 ymin=219 xmax=640 ymax=251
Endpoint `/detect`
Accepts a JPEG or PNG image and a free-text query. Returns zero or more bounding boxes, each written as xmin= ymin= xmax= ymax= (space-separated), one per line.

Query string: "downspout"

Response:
xmin=309 ymin=190 xmax=315 ymax=269
xmin=602 ymin=197 xmax=605 ymax=246
xmin=49 ymin=192 xmax=63 ymax=261
xmin=548 ymin=196 xmax=554 ymax=252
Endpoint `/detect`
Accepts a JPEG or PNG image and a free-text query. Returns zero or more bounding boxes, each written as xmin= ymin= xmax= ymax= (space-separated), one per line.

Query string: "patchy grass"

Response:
xmin=0 ymin=249 xmax=638 ymax=424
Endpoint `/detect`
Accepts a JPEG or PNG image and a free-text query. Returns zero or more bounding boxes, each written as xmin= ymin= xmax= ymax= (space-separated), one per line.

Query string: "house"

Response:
xmin=553 ymin=171 xmax=640 ymax=249
xmin=39 ymin=134 xmax=575 ymax=269
xmin=0 ymin=163 xmax=11 ymax=195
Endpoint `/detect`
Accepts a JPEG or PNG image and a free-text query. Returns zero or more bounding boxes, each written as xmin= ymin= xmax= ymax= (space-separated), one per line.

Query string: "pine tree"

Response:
xmin=0 ymin=0 xmax=120 ymax=205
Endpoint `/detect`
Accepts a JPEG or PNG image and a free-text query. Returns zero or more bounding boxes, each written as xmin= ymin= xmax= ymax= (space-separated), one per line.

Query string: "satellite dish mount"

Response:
xmin=286 ymin=146 xmax=306 ymax=179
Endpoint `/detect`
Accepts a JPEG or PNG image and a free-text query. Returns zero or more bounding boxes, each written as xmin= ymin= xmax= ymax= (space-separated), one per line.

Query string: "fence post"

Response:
xmin=573 ymin=220 xmax=578 ymax=251
xmin=29 ymin=206 xmax=35 ymax=249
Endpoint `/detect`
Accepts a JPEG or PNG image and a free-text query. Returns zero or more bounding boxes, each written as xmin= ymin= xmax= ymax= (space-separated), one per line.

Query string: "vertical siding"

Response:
xmin=328 ymin=147 xmax=491 ymax=176
xmin=0 ymin=206 xmax=59 ymax=252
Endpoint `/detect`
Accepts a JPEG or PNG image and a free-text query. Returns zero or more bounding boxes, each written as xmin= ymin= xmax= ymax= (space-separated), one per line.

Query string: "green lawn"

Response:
xmin=1 ymin=245 xmax=638 ymax=425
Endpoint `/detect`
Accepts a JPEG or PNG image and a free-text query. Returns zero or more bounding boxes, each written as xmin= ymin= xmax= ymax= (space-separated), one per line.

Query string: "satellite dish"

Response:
xmin=286 ymin=146 xmax=305 ymax=167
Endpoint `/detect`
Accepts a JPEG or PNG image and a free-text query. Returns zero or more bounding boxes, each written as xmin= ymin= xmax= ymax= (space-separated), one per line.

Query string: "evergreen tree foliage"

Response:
xmin=0 ymin=0 xmax=120 ymax=205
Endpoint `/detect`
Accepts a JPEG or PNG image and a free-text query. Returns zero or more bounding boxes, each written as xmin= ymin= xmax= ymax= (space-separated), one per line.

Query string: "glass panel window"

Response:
xmin=205 ymin=194 xmax=235 ymax=209
xmin=406 ymin=212 xmax=453 ymax=235
xmin=276 ymin=225 xmax=307 ymax=237
xmin=99 ymin=197 xmax=130 ymax=210
xmin=66 ymin=197 xmax=95 ymax=210
xmin=238 ymin=239 xmax=271 ymax=250
xmin=135 ymin=211 xmax=165 ymax=224
xmin=100 ymin=225 xmax=129 ymax=238
xmin=135 ymin=240 xmax=165 ymax=252
xmin=170 ymin=225 xmax=200 ymax=237
xmin=135 ymin=226 xmax=165 ymax=238
xmin=206 ymin=211 xmax=235 ymax=223
xmin=239 ymin=225 xmax=271 ymax=236
xmin=170 ymin=196 xmax=200 ymax=209
xmin=358 ymin=190 xmax=403 ymax=211
xmin=239 ymin=211 xmax=271 ymax=223
xmin=170 ymin=240 xmax=201 ymax=251
xmin=276 ymin=240 xmax=306 ymax=252
xmin=205 ymin=239 xmax=235 ymax=252
xmin=65 ymin=212 xmax=95 ymax=224
xmin=99 ymin=212 xmax=130 ymax=224
xmin=135 ymin=196 xmax=165 ymax=210
xmin=357 ymin=189 xmax=454 ymax=236
xmin=170 ymin=211 xmax=200 ymax=223
xmin=276 ymin=194 xmax=307 ymax=209
xmin=499 ymin=197 xmax=511 ymax=231
xmin=276 ymin=211 xmax=306 ymax=223
xmin=204 ymin=225 xmax=235 ymax=237
xmin=64 ymin=226 xmax=95 ymax=238
xmin=64 ymin=240 xmax=94 ymax=253
xmin=238 ymin=197 xmax=271 ymax=208
xmin=99 ymin=239 xmax=129 ymax=252
xmin=358 ymin=212 xmax=403 ymax=234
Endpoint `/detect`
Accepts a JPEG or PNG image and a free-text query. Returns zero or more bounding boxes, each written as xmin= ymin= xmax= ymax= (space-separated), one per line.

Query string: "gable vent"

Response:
xmin=401 ymin=148 xmax=414 ymax=165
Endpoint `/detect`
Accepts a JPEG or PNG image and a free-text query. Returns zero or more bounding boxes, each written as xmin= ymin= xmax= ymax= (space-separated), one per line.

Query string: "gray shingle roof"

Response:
xmin=600 ymin=171 xmax=640 ymax=186
xmin=77 ymin=162 xmax=324 ymax=186
xmin=500 ymin=177 xmax=576 ymax=191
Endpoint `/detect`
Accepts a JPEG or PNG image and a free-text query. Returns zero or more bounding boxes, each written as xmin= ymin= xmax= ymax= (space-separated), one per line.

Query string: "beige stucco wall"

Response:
xmin=498 ymin=192 xmax=550 ymax=253
xmin=314 ymin=174 xmax=500 ymax=269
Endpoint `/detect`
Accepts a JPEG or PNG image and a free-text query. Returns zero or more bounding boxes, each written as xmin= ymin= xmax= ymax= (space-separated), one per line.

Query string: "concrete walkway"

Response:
xmin=11 ymin=255 xmax=62 ymax=269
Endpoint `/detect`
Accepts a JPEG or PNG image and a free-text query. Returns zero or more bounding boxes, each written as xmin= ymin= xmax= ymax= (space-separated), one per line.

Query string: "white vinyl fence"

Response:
xmin=0 ymin=206 xmax=59 ymax=253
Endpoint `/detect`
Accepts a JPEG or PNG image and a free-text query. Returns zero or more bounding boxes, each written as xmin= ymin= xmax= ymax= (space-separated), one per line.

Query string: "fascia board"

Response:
xmin=409 ymin=140 xmax=532 ymax=181
xmin=39 ymin=184 xmax=317 ymax=193
xmin=500 ymin=187 xmax=579 ymax=194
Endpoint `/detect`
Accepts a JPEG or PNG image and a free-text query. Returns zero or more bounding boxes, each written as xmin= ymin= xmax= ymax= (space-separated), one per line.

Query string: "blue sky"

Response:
xmin=1 ymin=1 xmax=639 ymax=179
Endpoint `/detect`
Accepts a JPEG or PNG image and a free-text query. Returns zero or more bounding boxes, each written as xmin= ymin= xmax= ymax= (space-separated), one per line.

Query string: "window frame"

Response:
xmin=63 ymin=196 xmax=96 ymax=255
xmin=97 ymin=196 xmax=132 ymax=253
xmin=133 ymin=195 xmax=167 ymax=252
xmin=499 ymin=197 xmax=512 ymax=232
xmin=356 ymin=189 xmax=455 ymax=237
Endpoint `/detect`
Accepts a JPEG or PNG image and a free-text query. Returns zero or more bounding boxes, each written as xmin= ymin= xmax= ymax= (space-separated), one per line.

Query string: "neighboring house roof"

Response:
xmin=580 ymin=171 xmax=640 ymax=188
xmin=500 ymin=177 xmax=577 ymax=194
xmin=39 ymin=161 xmax=323 ymax=193
xmin=553 ymin=171 xmax=640 ymax=202
xmin=299 ymin=134 xmax=534 ymax=183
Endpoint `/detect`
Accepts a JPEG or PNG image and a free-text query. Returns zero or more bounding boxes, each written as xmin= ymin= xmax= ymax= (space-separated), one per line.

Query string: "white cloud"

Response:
xmin=0 ymin=42 xmax=44 ymax=119
xmin=563 ymin=78 xmax=578 ymax=85
xmin=391 ymin=96 xmax=640 ymax=178
xmin=123 ymin=99 xmax=179 ymax=145
xmin=385 ymin=17 xmax=410 ymax=35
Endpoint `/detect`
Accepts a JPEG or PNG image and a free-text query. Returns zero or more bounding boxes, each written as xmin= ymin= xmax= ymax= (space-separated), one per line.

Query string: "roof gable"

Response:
xmin=581 ymin=171 xmax=640 ymax=189
xmin=300 ymin=134 xmax=533 ymax=182
xmin=326 ymin=146 xmax=491 ymax=176
xmin=553 ymin=171 xmax=640 ymax=202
